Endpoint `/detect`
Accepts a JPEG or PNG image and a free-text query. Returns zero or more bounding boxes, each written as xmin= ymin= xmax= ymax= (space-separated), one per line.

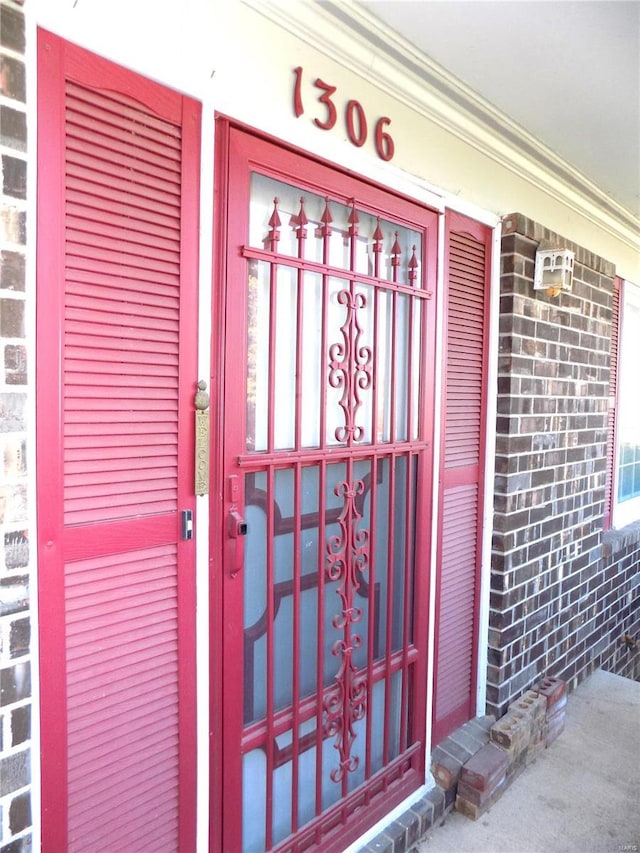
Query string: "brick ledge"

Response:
xmin=357 ymin=785 xmax=447 ymax=853
xmin=358 ymin=678 xmax=567 ymax=852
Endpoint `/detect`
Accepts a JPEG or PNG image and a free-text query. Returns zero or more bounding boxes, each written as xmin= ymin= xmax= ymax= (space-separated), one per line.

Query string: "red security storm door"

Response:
xmin=36 ymin=32 xmax=200 ymax=852
xmin=212 ymin=122 xmax=439 ymax=852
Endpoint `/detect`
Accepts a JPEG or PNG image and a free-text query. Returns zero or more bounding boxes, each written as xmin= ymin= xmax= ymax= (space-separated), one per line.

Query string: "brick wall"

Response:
xmin=488 ymin=212 xmax=640 ymax=718
xmin=0 ymin=2 xmax=32 ymax=851
xmin=600 ymin=525 xmax=640 ymax=681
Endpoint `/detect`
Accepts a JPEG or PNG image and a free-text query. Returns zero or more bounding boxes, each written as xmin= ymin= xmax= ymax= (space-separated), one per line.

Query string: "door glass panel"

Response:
xmin=376 ymin=290 xmax=392 ymax=443
xmin=249 ymin=174 xmax=424 ymax=287
xmin=374 ymin=218 xmax=422 ymax=286
xmin=234 ymin=159 xmax=432 ymax=852
xmin=354 ymin=209 xmax=378 ymax=278
xmin=247 ymin=263 xmax=323 ymax=452
xmin=355 ymin=282 xmax=374 ymax=445
xmin=250 ymin=174 xmax=352 ymax=268
xmin=325 ymin=277 xmax=346 ymax=446
xmin=247 ymin=260 xmax=269 ymax=452
xmin=247 ymin=175 xmax=425 ymax=455
xmin=243 ymin=470 xmax=268 ymax=723
xmin=241 ymin=453 xmax=417 ymax=838
xmin=242 ymin=673 xmax=410 ymax=850
xmin=273 ymin=267 xmax=298 ymax=451
xmin=325 ymin=279 xmax=375 ymax=446
xmin=394 ymin=293 xmax=410 ymax=441
xmin=411 ymin=299 xmax=422 ymax=440
xmin=300 ymin=273 xmax=323 ymax=448
xmin=243 ymin=461 xmax=381 ymax=723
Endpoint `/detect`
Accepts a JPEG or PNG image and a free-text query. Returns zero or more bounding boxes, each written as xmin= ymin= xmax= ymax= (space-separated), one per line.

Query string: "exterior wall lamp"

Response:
xmin=534 ymin=243 xmax=575 ymax=297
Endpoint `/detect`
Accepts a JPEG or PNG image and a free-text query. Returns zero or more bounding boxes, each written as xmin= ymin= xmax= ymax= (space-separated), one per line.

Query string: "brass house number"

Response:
xmin=293 ymin=66 xmax=395 ymax=162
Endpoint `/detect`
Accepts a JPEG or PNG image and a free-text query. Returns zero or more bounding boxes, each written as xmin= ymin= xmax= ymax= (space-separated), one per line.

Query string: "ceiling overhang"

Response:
xmin=244 ymin=0 xmax=640 ymax=254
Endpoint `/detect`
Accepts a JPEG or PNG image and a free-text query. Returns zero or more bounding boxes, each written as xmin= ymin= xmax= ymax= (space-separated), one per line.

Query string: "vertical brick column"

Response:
xmin=0 ymin=2 xmax=32 ymax=851
xmin=488 ymin=213 xmax=616 ymax=718
xmin=601 ymin=527 xmax=640 ymax=681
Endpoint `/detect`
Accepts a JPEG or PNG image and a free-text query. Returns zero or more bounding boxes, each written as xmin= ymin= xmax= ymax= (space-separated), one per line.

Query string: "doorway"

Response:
xmin=213 ymin=123 xmax=439 ymax=851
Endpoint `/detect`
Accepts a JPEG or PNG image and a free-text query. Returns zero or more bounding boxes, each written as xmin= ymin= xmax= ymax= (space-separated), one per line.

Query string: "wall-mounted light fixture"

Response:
xmin=534 ymin=242 xmax=575 ymax=297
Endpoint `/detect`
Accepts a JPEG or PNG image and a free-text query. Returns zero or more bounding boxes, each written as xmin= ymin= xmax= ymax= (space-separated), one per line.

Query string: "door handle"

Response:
xmin=229 ymin=510 xmax=248 ymax=538
xmin=229 ymin=510 xmax=247 ymax=577
xmin=194 ymin=380 xmax=210 ymax=496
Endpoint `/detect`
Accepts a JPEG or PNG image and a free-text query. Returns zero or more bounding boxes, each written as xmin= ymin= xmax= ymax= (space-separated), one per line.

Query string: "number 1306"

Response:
xmin=293 ymin=66 xmax=395 ymax=162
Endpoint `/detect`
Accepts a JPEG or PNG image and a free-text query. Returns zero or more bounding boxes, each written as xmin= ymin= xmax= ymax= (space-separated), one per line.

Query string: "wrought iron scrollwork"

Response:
xmin=324 ymin=478 xmax=370 ymax=782
xmin=328 ymin=290 xmax=372 ymax=443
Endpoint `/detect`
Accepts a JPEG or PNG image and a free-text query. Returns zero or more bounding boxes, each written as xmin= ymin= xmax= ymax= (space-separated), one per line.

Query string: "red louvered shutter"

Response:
xmin=604 ymin=277 xmax=622 ymax=530
xmin=37 ymin=32 xmax=200 ymax=851
xmin=433 ymin=211 xmax=492 ymax=745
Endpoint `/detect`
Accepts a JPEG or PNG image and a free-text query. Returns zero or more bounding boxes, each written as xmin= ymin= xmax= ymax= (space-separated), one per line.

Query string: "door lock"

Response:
xmin=229 ymin=509 xmax=247 ymax=578
xmin=229 ymin=509 xmax=248 ymax=538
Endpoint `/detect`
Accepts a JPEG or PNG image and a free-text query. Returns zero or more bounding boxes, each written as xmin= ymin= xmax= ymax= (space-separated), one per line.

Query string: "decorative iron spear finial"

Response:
xmin=266 ymin=197 xmax=281 ymax=252
xmin=408 ymin=244 xmax=418 ymax=285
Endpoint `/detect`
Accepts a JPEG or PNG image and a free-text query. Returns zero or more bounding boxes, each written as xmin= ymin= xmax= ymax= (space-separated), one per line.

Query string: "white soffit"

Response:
xmin=362 ymin=0 xmax=640 ymax=220
xmin=244 ymin=0 xmax=640 ymax=253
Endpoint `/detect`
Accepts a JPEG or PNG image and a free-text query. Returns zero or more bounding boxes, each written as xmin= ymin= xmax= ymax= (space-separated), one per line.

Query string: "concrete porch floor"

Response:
xmin=417 ymin=668 xmax=640 ymax=853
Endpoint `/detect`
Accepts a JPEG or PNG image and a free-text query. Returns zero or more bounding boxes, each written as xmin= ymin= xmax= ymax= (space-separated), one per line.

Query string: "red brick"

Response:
xmin=0 ymin=298 xmax=25 ymax=337
xmin=431 ymin=750 xmax=461 ymax=791
xmin=457 ymin=775 xmax=505 ymax=807
xmin=533 ymin=676 xmax=567 ymax=711
xmin=509 ymin=690 xmax=547 ymax=724
xmin=459 ymin=743 xmax=509 ymax=793
xmin=506 ymin=749 xmax=527 ymax=783
xmin=455 ymin=775 xmax=507 ymax=821
xmin=525 ymin=731 xmax=545 ymax=765
xmin=8 ymin=789 xmax=31 ymax=834
xmin=1 ymin=6 xmax=26 ymax=53
xmin=11 ymin=704 xmax=29 ymax=746
xmin=0 ymin=106 xmax=27 ymax=152
xmin=0 ymin=250 xmax=25 ymax=291
xmin=0 ymin=56 xmax=25 ymax=102
xmin=546 ymin=699 xmax=567 ymax=722
xmin=2 ymin=154 xmax=26 ymax=199
xmin=490 ymin=710 xmax=531 ymax=755
xmin=4 ymin=344 xmax=26 ymax=385
xmin=455 ymin=796 xmax=479 ymax=821
xmin=544 ymin=710 xmax=566 ymax=747
xmin=546 ymin=692 xmax=567 ymax=717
